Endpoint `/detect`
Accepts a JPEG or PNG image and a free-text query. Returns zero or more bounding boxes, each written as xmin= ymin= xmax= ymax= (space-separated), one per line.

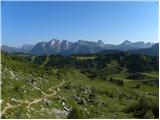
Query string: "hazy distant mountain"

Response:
xmin=116 ymin=40 xmax=154 ymax=51
xmin=20 ymin=44 xmax=34 ymax=53
xmin=28 ymin=39 xmax=156 ymax=55
xmin=1 ymin=44 xmax=33 ymax=54
xmin=2 ymin=39 xmax=156 ymax=56
xmin=1 ymin=45 xmax=21 ymax=53
xmin=129 ymin=43 xmax=159 ymax=56
xmin=99 ymin=43 xmax=159 ymax=57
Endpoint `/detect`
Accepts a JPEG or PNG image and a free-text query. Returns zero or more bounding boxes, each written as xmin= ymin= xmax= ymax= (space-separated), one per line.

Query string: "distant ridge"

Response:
xmin=1 ymin=39 xmax=157 ymax=56
xmin=129 ymin=43 xmax=159 ymax=56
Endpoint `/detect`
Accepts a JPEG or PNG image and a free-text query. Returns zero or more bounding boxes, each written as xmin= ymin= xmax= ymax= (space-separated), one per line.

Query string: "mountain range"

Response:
xmin=128 ymin=43 xmax=159 ymax=56
xmin=1 ymin=39 xmax=158 ymax=56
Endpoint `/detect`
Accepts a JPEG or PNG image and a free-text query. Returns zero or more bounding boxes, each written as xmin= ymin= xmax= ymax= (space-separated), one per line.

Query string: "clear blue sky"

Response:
xmin=2 ymin=1 xmax=158 ymax=47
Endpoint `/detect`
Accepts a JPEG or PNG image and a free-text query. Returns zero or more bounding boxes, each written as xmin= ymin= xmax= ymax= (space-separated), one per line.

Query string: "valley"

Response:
xmin=1 ymin=51 xmax=159 ymax=119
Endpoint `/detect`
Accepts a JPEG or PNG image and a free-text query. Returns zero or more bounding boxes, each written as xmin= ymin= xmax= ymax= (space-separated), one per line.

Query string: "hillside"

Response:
xmin=1 ymin=52 xmax=159 ymax=119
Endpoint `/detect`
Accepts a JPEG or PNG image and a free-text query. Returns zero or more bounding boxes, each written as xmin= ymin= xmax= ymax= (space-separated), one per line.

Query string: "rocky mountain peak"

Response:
xmin=122 ymin=40 xmax=132 ymax=45
xmin=97 ymin=40 xmax=104 ymax=47
xmin=2 ymin=39 xmax=156 ymax=56
xmin=49 ymin=39 xmax=61 ymax=46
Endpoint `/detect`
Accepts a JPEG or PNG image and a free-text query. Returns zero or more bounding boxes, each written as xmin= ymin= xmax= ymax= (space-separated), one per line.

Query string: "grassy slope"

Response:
xmin=1 ymin=53 xmax=159 ymax=119
xmin=58 ymin=69 xmax=158 ymax=118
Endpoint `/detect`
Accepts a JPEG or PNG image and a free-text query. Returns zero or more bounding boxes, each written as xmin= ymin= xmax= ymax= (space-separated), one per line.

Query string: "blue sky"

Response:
xmin=2 ymin=1 xmax=158 ymax=47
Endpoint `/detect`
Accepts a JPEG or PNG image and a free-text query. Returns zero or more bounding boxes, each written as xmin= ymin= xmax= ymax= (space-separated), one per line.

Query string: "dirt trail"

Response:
xmin=1 ymin=103 xmax=22 ymax=116
xmin=1 ymin=79 xmax=65 ymax=116
xmin=27 ymin=79 xmax=65 ymax=108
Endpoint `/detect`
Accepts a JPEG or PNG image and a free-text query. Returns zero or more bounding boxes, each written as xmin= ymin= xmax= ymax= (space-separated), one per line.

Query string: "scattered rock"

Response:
xmin=62 ymin=102 xmax=65 ymax=106
xmin=52 ymin=108 xmax=68 ymax=119
xmin=11 ymin=98 xmax=16 ymax=102
xmin=0 ymin=100 xmax=3 ymax=103
xmin=56 ymin=88 xmax=60 ymax=92
xmin=64 ymin=106 xmax=72 ymax=112
xmin=24 ymin=90 xmax=27 ymax=93
xmin=73 ymin=95 xmax=87 ymax=105
xmin=9 ymin=71 xmax=15 ymax=79
xmin=42 ymin=98 xmax=52 ymax=106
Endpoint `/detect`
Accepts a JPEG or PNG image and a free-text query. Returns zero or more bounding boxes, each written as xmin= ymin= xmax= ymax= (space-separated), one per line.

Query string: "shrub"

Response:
xmin=109 ymin=78 xmax=124 ymax=86
xmin=64 ymin=82 xmax=71 ymax=89
xmin=127 ymin=72 xmax=146 ymax=80
xmin=144 ymin=110 xmax=155 ymax=119
xmin=135 ymin=84 xmax=140 ymax=89
xmin=67 ymin=105 xmax=88 ymax=119
xmin=126 ymin=96 xmax=158 ymax=119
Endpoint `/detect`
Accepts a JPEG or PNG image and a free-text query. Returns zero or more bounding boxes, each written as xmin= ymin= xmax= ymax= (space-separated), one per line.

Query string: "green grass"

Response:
xmin=1 ymin=53 xmax=159 ymax=119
